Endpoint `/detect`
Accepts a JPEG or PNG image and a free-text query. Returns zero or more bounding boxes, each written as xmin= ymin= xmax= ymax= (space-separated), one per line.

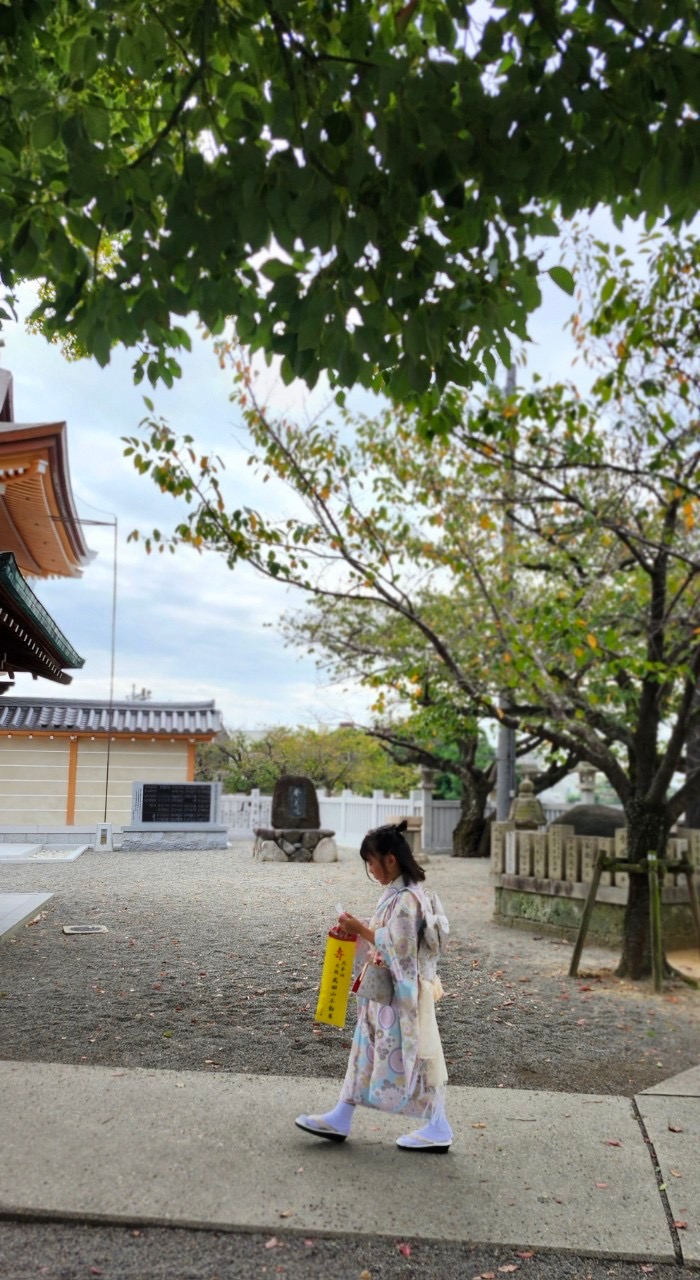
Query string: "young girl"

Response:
xmin=295 ymin=820 xmax=453 ymax=1152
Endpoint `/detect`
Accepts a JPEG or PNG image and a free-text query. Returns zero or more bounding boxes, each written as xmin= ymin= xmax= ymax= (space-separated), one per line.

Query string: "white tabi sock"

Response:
xmin=317 ymin=1100 xmax=355 ymax=1135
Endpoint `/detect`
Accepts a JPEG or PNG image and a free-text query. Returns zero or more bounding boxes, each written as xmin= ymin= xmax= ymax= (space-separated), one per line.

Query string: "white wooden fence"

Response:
xmin=219 ymin=788 xmax=570 ymax=850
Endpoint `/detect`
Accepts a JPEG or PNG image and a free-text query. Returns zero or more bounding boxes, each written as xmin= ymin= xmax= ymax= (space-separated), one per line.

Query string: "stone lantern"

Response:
xmin=508 ymin=777 xmax=546 ymax=830
xmin=577 ymin=763 xmax=597 ymax=805
xmin=420 ymin=765 xmax=436 ymax=790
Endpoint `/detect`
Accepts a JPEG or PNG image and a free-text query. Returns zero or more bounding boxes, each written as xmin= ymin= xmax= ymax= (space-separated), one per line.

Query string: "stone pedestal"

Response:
xmin=253 ymin=827 xmax=338 ymax=863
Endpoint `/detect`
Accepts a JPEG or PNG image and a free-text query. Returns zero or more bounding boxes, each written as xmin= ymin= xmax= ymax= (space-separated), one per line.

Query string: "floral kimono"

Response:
xmin=339 ymin=876 xmax=449 ymax=1119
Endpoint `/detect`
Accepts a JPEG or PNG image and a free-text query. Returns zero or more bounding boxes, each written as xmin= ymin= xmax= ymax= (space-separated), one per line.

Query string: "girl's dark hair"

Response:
xmin=359 ymin=819 xmax=426 ymax=886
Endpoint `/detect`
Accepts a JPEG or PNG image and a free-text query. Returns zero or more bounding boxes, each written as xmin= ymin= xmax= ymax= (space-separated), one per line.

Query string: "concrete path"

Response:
xmin=1 ymin=1061 xmax=697 ymax=1265
xmin=638 ymin=1066 xmax=700 ymax=1266
xmin=0 ymin=891 xmax=52 ymax=940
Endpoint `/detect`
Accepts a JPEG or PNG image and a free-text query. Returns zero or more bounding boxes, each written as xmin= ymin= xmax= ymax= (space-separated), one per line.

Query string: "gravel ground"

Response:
xmin=1 ymin=842 xmax=698 ymax=1279
xmin=0 ymin=1220 xmax=691 ymax=1280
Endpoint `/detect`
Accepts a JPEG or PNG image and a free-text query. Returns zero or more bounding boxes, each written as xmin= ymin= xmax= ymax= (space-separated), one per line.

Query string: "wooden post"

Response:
xmin=648 ymin=853 xmax=664 ymax=994
xmin=569 ymin=851 xmax=605 ymax=977
xmin=66 ymin=736 xmax=78 ymax=824
xmin=683 ymin=867 xmax=700 ymax=957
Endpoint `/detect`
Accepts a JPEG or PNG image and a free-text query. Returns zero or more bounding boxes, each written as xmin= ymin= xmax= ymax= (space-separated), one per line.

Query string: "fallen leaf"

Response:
xmin=264 ymin=1237 xmax=281 ymax=1249
xmin=303 ymin=1239 xmax=314 ymax=1247
xmin=595 ymin=1182 xmax=609 ymax=1189
xmin=499 ymin=1266 xmax=520 ymax=1273
xmin=640 ymin=1266 xmax=654 ymax=1274
xmin=668 ymin=1125 xmax=683 ymax=1133
xmin=604 ymin=1139 xmax=622 ymax=1147
xmin=131 ymin=1229 xmax=141 ymax=1237
xmin=673 ymin=1221 xmax=688 ymax=1230
xmin=472 ymin=1122 xmax=488 ymax=1129
xmin=670 ymin=1169 xmax=682 ymax=1178
xmin=480 ymin=1272 xmax=496 ymax=1279
xmin=278 ymin=1210 xmax=293 ymax=1219
xmin=396 ymin=1242 xmax=412 ymax=1258
xmin=515 ymin=1252 xmax=534 ymax=1259
xmin=360 ymin=1272 xmax=372 ymax=1280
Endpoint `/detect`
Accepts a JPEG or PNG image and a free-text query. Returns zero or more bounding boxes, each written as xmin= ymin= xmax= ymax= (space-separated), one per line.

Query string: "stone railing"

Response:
xmin=491 ymin=822 xmax=700 ymax=947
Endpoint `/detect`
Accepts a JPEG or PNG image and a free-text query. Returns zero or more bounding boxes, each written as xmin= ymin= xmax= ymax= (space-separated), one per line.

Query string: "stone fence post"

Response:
xmin=250 ymin=788 xmax=261 ymax=834
xmin=420 ymin=767 xmax=436 ymax=850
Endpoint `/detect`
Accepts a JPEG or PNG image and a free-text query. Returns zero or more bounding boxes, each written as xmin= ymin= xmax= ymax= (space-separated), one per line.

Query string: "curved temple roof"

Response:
xmin=0 ymin=553 xmax=84 ymax=686
xmin=0 ymin=697 xmax=222 ymax=736
xmin=0 ymin=371 xmax=93 ymax=579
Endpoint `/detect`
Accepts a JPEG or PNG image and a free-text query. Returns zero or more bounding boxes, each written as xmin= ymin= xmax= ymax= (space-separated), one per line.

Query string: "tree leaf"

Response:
xmin=547 ymin=266 xmax=576 ymax=296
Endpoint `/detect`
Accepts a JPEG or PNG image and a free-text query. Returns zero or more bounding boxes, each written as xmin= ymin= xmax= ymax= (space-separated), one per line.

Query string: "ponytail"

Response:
xmin=359 ymin=819 xmax=426 ymax=885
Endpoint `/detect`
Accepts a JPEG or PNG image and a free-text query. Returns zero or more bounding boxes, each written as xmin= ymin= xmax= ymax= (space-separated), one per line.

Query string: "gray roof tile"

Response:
xmin=0 ymin=698 xmax=222 ymax=736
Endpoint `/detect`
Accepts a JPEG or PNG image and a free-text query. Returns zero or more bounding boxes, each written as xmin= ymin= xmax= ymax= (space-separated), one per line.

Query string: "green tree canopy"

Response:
xmin=278 ymin=592 xmax=576 ymax=853
xmin=2 ymin=1 xmax=699 ymax=412
xmin=196 ymin=722 xmax=420 ymax=795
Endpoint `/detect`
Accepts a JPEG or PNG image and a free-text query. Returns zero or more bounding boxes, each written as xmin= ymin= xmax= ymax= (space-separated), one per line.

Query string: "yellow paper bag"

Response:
xmin=315 ymin=930 xmax=356 ymax=1027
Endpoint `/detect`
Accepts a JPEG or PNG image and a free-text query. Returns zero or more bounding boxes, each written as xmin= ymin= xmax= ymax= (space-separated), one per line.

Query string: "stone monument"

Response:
xmin=253 ymin=775 xmax=338 ymax=863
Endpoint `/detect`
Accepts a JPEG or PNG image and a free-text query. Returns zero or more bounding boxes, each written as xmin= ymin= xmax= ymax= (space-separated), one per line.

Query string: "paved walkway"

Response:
xmin=0 ymin=891 xmax=53 ymax=939
xmin=1 ymin=1060 xmax=697 ymax=1266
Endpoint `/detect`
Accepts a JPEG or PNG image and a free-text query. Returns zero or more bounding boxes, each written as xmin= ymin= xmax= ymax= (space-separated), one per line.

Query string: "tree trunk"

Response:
xmin=685 ymin=684 xmax=700 ymax=829
xmin=452 ymin=783 xmax=492 ymax=857
xmin=616 ymin=801 xmax=671 ymax=980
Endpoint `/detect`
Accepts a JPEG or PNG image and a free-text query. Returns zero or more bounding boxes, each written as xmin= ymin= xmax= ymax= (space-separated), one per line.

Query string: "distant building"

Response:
xmin=0 ymin=697 xmax=223 ymax=827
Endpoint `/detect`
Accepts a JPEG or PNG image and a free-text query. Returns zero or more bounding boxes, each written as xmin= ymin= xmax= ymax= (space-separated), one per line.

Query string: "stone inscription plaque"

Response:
xmin=140 ymin=784 xmax=213 ymax=824
xmin=271 ymin=775 xmax=320 ymax=830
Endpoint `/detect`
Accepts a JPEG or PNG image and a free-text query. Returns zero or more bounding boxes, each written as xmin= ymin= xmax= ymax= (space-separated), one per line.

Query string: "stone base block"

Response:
xmin=118 ymin=826 xmax=228 ymax=852
xmin=253 ymin=840 xmax=287 ymax=862
xmin=312 ymin=837 xmax=338 ymax=863
xmin=494 ymin=884 xmax=699 ymax=949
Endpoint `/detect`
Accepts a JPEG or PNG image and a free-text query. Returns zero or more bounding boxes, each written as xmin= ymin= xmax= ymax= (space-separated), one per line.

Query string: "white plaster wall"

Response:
xmin=0 ymin=736 xmax=70 ymax=823
xmin=74 ymin=739 xmax=189 ymax=825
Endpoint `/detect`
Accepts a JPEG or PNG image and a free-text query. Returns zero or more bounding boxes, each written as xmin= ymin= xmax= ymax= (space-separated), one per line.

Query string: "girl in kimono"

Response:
xmin=295 ymin=820 xmax=453 ymax=1152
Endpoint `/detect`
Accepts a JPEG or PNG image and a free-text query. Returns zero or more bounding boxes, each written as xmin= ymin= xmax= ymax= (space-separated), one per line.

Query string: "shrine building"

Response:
xmin=0 ymin=697 xmax=223 ymax=828
xmin=0 ymin=370 xmax=222 ymax=837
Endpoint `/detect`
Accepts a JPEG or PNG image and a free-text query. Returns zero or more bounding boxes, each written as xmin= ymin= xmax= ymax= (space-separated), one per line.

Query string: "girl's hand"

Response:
xmin=338 ymin=911 xmax=362 ymax=934
xmin=338 ymin=912 xmax=374 ymax=944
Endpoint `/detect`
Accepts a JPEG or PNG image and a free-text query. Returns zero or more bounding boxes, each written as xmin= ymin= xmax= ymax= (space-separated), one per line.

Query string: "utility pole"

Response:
xmin=496 ymin=365 xmax=517 ymax=821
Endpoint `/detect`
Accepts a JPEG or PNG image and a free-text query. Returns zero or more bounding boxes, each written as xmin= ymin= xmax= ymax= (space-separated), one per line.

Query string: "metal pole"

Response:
xmin=102 ymin=517 xmax=118 ymax=822
xmin=496 ymin=366 xmax=517 ymax=821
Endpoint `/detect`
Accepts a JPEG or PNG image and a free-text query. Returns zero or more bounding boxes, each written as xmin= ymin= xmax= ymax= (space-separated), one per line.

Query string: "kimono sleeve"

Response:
xmin=373 ymin=891 xmax=420 ymax=1003
xmin=352 ymin=928 xmax=372 ymax=978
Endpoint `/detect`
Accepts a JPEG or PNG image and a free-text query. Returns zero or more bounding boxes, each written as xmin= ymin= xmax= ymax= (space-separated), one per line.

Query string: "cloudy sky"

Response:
xmin=3 ymin=215 xmax=615 ymax=730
